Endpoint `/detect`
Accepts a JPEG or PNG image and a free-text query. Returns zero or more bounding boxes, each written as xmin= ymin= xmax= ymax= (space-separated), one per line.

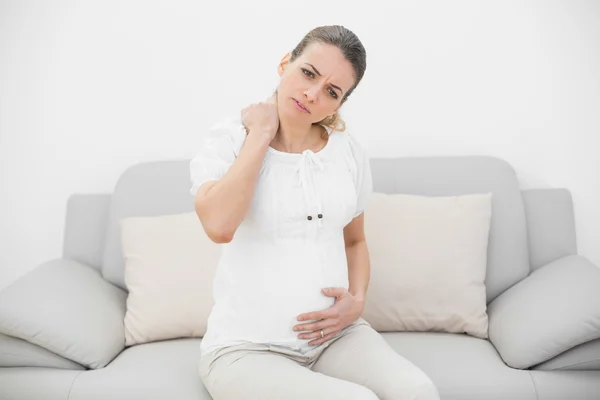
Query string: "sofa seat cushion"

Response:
xmin=67 ymin=338 xmax=211 ymax=400
xmin=527 ymin=370 xmax=600 ymax=399
xmin=0 ymin=367 xmax=82 ymax=400
xmin=72 ymin=333 xmax=538 ymax=400
xmin=2 ymin=335 xmax=600 ymax=400
xmin=380 ymin=332 xmax=537 ymax=400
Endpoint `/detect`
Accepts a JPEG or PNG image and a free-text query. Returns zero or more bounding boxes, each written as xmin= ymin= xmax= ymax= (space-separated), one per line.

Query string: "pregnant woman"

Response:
xmin=190 ymin=24 xmax=440 ymax=400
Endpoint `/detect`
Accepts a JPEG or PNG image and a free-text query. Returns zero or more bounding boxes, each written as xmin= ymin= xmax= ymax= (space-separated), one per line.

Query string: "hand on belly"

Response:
xmin=291 ymin=287 xmax=365 ymax=346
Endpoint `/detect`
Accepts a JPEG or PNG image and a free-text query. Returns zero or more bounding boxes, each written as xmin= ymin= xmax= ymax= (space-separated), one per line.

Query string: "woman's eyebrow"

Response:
xmin=304 ymin=63 xmax=344 ymax=95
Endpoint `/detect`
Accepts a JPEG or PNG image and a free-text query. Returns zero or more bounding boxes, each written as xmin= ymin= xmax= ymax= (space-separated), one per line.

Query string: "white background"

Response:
xmin=1 ymin=0 xmax=599 ymax=291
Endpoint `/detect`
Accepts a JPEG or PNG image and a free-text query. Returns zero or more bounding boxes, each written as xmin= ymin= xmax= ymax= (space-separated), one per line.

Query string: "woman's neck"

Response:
xmin=271 ymin=117 xmax=326 ymax=154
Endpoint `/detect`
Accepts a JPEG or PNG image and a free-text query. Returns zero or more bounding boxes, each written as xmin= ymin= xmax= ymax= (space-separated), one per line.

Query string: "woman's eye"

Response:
xmin=301 ymin=68 xmax=337 ymax=99
xmin=302 ymin=68 xmax=314 ymax=78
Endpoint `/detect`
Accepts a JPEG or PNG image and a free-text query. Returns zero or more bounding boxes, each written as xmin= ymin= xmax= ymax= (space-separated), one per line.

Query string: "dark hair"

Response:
xmin=290 ymin=25 xmax=367 ymax=132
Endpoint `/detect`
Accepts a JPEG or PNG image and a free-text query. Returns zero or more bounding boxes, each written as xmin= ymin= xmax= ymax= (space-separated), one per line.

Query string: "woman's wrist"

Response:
xmin=245 ymin=131 xmax=273 ymax=151
xmin=350 ymin=289 xmax=366 ymax=303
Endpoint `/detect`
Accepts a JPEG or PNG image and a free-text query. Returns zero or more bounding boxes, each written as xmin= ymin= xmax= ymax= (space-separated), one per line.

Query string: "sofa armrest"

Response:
xmin=487 ymin=255 xmax=600 ymax=369
xmin=0 ymin=332 xmax=85 ymax=369
xmin=0 ymin=258 xmax=127 ymax=369
xmin=63 ymin=193 xmax=112 ymax=271
xmin=522 ymin=188 xmax=577 ymax=271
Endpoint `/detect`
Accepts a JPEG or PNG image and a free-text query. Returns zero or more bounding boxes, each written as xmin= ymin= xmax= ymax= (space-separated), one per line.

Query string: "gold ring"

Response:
xmin=320 ymin=329 xmax=324 ymax=338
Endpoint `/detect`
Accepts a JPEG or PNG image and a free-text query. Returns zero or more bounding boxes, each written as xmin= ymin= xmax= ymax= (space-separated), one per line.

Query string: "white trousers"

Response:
xmin=199 ymin=318 xmax=440 ymax=400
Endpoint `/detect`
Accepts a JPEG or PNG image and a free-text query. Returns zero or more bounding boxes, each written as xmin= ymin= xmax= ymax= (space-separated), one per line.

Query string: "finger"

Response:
xmin=297 ymin=307 xmax=337 ymax=323
xmin=322 ymin=287 xmax=347 ymax=298
xmin=298 ymin=324 xmax=338 ymax=340
xmin=293 ymin=320 xmax=322 ymax=332
xmin=297 ymin=309 xmax=328 ymax=322
xmin=294 ymin=317 xmax=337 ymax=333
xmin=308 ymin=331 xmax=338 ymax=346
xmin=296 ymin=312 xmax=324 ymax=324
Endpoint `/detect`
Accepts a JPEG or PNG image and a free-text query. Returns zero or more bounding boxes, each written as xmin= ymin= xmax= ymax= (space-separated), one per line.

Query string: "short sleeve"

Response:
xmin=347 ymin=133 xmax=373 ymax=218
xmin=189 ymin=116 xmax=247 ymax=197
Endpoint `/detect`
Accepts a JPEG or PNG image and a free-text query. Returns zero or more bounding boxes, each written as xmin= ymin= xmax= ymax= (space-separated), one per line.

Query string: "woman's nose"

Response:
xmin=304 ymin=85 xmax=319 ymax=102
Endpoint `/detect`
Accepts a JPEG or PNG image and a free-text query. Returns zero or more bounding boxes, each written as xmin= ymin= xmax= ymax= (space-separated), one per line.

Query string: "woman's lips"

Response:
xmin=293 ymin=98 xmax=310 ymax=113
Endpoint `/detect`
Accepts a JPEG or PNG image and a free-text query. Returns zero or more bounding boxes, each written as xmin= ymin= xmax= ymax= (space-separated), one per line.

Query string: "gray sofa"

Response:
xmin=1 ymin=156 xmax=600 ymax=400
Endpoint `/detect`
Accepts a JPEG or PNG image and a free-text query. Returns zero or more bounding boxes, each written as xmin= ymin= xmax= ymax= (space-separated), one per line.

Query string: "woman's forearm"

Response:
xmin=195 ymin=132 xmax=271 ymax=243
xmin=346 ymin=240 xmax=371 ymax=303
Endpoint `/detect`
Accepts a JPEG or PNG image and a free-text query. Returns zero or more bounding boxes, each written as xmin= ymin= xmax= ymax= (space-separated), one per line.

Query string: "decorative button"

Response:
xmin=317 ymin=214 xmax=323 ymax=219
xmin=307 ymin=216 xmax=313 ymax=221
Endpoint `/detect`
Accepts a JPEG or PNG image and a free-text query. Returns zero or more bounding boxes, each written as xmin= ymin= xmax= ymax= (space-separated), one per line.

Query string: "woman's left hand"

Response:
xmin=293 ymin=287 xmax=365 ymax=346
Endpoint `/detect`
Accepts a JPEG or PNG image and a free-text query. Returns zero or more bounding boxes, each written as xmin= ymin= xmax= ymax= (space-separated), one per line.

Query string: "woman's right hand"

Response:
xmin=241 ymin=93 xmax=279 ymax=142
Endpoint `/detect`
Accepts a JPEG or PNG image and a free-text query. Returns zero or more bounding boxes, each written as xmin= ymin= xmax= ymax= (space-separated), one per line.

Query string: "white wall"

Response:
xmin=1 ymin=0 xmax=599 ymax=291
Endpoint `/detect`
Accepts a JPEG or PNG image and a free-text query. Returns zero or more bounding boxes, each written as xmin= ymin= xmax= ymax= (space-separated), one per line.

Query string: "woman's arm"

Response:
xmin=195 ymin=95 xmax=279 ymax=244
xmin=343 ymin=213 xmax=371 ymax=303
xmin=195 ymin=133 xmax=270 ymax=243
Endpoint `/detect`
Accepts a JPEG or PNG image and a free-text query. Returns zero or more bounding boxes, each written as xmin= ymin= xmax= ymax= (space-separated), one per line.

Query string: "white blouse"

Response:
xmin=189 ymin=115 xmax=373 ymax=357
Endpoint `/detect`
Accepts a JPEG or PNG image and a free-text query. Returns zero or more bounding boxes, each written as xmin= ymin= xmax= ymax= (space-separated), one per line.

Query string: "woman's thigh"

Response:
xmin=311 ymin=324 xmax=441 ymax=400
xmin=199 ymin=345 xmax=379 ymax=400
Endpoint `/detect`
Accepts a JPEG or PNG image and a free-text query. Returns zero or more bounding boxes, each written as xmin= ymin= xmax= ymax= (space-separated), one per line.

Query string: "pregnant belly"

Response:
xmin=228 ymin=270 xmax=341 ymax=346
xmin=219 ymin=238 xmax=349 ymax=346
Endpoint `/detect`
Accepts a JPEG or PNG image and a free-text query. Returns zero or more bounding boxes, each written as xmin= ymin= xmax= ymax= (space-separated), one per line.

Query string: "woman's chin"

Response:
xmin=280 ymin=108 xmax=309 ymax=124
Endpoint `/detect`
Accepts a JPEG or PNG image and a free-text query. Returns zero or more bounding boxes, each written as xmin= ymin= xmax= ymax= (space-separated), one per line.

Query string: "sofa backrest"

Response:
xmin=101 ymin=156 xmax=530 ymax=303
xmin=101 ymin=161 xmax=195 ymax=290
xmin=370 ymin=156 xmax=530 ymax=302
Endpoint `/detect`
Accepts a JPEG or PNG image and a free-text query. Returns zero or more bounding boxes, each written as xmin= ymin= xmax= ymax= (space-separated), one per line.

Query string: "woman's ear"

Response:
xmin=277 ymin=52 xmax=291 ymax=77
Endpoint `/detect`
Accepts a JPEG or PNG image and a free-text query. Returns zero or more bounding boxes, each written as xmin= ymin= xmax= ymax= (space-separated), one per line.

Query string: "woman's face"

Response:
xmin=277 ymin=42 xmax=356 ymax=125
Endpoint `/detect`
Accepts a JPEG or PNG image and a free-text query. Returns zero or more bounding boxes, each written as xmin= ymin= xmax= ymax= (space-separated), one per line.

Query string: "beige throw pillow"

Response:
xmin=362 ymin=192 xmax=493 ymax=339
xmin=120 ymin=212 xmax=221 ymax=346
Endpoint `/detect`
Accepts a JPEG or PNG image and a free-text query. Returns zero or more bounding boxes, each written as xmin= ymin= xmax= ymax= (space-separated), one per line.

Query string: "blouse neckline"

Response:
xmin=267 ymin=124 xmax=336 ymax=159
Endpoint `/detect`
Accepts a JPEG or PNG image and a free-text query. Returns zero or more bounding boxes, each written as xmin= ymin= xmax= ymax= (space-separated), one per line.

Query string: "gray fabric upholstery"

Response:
xmin=101 ymin=161 xmax=195 ymax=289
xmin=62 ymin=334 xmax=540 ymax=400
xmin=0 ymin=333 xmax=84 ymax=370
xmin=67 ymin=338 xmax=211 ymax=400
xmin=533 ymin=337 xmax=600 ymax=371
xmin=63 ymin=193 xmax=112 ymax=272
xmin=528 ymin=370 xmax=600 ymax=400
xmin=0 ymin=368 xmax=83 ymax=400
xmin=0 ymin=258 xmax=127 ymax=369
xmin=370 ymin=156 xmax=530 ymax=302
xmin=522 ymin=189 xmax=577 ymax=271
xmin=381 ymin=332 xmax=537 ymax=400
xmin=488 ymin=255 xmax=600 ymax=369
xmin=2 ymin=335 xmax=600 ymax=400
